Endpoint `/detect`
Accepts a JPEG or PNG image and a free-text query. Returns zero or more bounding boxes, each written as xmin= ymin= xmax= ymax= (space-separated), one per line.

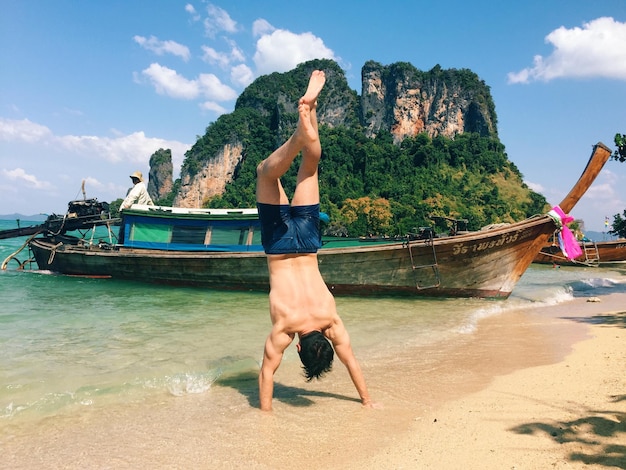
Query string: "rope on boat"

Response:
xmin=48 ymin=242 xmax=63 ymax=265
xmin=1 ymin=232 xmax=41 ymax=270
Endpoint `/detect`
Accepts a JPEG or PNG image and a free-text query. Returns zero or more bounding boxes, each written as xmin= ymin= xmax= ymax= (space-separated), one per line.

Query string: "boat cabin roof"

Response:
xmin=126 ymin=204 xmax=259 ymax=220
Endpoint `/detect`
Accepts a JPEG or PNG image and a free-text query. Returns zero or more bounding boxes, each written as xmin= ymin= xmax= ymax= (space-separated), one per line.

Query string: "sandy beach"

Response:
xmin=2 ymin=293 xmax=625 ymax=469
xmin=365 ymin=294 xmax=626 ymax=470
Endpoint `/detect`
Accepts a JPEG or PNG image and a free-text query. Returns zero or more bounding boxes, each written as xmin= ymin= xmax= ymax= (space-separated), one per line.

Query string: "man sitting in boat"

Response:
xmin=120 ymin=171 xmax=154 ymax=211
xmin=256 ymin=70 xmax=375 ymax=411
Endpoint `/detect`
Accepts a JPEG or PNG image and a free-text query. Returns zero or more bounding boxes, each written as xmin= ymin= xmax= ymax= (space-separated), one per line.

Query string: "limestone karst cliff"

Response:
xmin=147 ymin=148 xmax=173 ymax=202
xmin=361 ymin=61 xmax=496 ymax=143
xmin=159 ymin=59 xmax=498 ymax=208
xmin=172 ymin=142 xmax=244 ymax=208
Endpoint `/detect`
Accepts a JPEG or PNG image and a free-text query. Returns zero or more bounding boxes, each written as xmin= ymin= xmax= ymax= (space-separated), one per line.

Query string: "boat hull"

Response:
xmin=533 ymin=239 xmax=626 ymax=267
xmin=29 ymin=215 xmax=556 ymax=299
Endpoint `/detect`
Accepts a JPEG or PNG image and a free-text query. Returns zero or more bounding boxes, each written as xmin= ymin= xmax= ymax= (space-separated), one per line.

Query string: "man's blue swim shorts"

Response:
xmin=257 ymin=203 xmax=322 ymax=254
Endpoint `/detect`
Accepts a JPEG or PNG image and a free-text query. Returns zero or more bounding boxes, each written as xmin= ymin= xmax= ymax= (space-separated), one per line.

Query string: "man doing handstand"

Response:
xmin=256 ymin=70 xmax=374 ymax=411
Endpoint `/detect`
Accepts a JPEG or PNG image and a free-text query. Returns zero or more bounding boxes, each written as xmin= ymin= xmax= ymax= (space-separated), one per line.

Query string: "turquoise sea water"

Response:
xmin=1 ymin=219 xmax=626 ymax=426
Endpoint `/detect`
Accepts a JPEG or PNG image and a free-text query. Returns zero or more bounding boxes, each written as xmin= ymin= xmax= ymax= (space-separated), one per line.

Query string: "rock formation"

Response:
xmin=361 ymin=61 xmax=496 ymax=143
xmin=173 ymin=142 xmax=244 ymax=208
xmin=147 ymin=148 xmax=173 ymax=202
xmin=158 ymin=59 xmax=499 ymax=207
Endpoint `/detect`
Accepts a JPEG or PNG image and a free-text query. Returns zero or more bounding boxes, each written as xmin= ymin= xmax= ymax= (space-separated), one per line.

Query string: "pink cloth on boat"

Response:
xmin=547 ymin=205 xmax=583 ymax=260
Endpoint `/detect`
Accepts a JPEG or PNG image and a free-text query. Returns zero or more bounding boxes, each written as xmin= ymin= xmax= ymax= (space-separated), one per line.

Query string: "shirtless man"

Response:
xmin=256 ymin=70 xmax=374 ymax=411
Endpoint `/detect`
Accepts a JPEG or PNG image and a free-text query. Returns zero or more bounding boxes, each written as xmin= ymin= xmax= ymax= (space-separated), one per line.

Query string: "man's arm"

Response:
xmin=258 ymin=328 xmax=293 ymax=411
xmin=120 ymin=184 xmax=141 ymax=210
xmin=327 ymin=321 xmax=373 ymax=407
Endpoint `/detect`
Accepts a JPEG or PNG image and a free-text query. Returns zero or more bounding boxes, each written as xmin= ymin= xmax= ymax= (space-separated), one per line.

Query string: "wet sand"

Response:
xmin=2 ymin=294 xmax=625 ymax=469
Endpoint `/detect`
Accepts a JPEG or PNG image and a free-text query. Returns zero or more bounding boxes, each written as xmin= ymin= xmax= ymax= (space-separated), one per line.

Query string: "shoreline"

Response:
xmin=2 ymin=294 xmax=625 ymax=469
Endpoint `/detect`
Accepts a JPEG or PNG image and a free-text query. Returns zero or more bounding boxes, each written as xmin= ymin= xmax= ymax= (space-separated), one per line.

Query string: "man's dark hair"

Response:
xmin=298 ymin=331 xmax=334 ymax=381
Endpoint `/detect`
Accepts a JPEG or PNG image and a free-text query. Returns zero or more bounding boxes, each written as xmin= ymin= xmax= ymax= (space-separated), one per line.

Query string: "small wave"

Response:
xmin=568 ymin=277 xmax=626 ymax=296
xmin=1 ymin=390 xmax=91 ymax=420
xmin=1 ymin=371 xmax=222 ymax=421
xmin=31 ymin=269 xmax=55 ymax=275
xmin=164 ymin=371 xmax=221 ymax=397
xmin=456 ymin=303 xmax=508 ymax=334
xmin=535 ymin=286 xmax=575 ymax=305
xmin=457 ymin=286 xmax=575 ymax=335
xmin=2 ymin=401 xmax=28 ymax=419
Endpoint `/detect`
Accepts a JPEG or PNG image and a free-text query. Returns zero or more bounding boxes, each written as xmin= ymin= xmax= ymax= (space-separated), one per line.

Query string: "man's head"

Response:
xmin=297 ymin=331 xmax=334 ymax=381
xmin=130 ymin=171 xmax=143 ymax=183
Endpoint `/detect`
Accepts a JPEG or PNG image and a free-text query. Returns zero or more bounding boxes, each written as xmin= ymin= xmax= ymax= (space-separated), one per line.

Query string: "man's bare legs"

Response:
xmin=292 ymin=76 xmax=323 ymax=206
xmin=256 ymin=70 xmax=325 ymax=206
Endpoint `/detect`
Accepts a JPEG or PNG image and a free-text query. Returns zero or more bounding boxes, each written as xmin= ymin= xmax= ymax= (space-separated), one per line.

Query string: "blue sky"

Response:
xmin=1 ymin=1 xmax=625 ymax=232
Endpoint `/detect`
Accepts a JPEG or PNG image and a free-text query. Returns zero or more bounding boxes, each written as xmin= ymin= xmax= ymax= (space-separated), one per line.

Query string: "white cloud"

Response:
xmin=584 ymin=169 xmax=621 ymax=202
xmin=203 ymin=3 xmax=238 ymax=38
xmin=0 ymin=118 xmax=190 ymax=167
xmin=200 ymin=39 xmax=247 ymax=92
xmin=133 ymin=35 xmax=191 ymax=62
xmin=508 ymin=17 xmax=626 ymax=84
xmin=200 ymin=101 xmax=227 ymax=114
xmin=524 ymin=180 xmax=544 ymax=193
xmin=139 ymin=63 xmax=237 ymax=102
xmin=231 ymin=63 xmax=254 ymax=87
xmin=201 ymin=42 xmax=245 ymax=69
xmin=586 ymin=181 xmax=618 ymax=201
xmin=82 ymin=176 xmax=105 ymax=190
xmin=197 ymin=73 xmax=238 ymax=101
xmin=201 ymin=45 xmax=231 ymax=68
xmin=567 ymin=169 xmax=625 ymax=229
xmin=185 ymin=3 xmax=200 ymax=21
xmin=132 ymin=7 xmax=337 ymax=114
xmin=225 ymin=38 xmax=245 ymax=63
xmin=2 ymin=168 xmax=53 ymax=190
xmin=55 ymin=131 xmax=190 ymax=165
xmin=252 ymin=19 xmax=275 ymax=37
xmin=140 ymin=63 xmax=202 ymax=99
xmin=0 ymin=118 xmax=52 ymax=143
xmin=253 ymin=29 xmax=337 ymax=75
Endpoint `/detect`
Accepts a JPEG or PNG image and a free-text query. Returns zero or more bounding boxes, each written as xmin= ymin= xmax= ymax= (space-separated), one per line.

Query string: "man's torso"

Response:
xmin=267 ymin=254 xmax=337 ymax=334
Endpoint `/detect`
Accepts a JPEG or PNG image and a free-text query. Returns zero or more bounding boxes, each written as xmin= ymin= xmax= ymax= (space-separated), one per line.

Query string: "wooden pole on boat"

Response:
xmin=558 ymin=142 xmax=612 ymax=214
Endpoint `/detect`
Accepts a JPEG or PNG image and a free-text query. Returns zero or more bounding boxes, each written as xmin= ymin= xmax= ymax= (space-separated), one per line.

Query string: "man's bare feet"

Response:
xmin=299 ymin=70 xmax=326 ymax=108
xmin=294 ymin=103 xmax=318 ymax=144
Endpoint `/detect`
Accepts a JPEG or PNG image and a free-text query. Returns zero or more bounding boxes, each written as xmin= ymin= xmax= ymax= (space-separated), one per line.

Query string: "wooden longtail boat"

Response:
xmin=6 ymin=142 xmax=612 ymax=299
xmin=533 ymin=237 xmax=626 ymax=267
